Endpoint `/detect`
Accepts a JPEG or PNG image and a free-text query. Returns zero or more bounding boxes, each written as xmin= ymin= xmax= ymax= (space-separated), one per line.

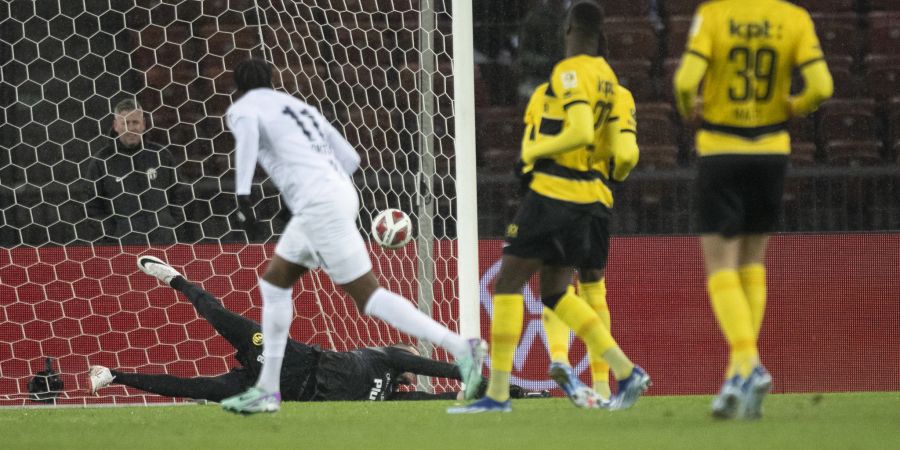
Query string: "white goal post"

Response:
xmin=450 ymin=0 xmax=481 ymax=341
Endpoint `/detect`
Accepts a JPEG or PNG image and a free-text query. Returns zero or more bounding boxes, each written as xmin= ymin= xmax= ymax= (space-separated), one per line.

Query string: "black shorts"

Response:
xmin=503 ymin=191 xmax=606 ymax=267
xmin=696 ymin=154 xmax=788 ymax=237
xmin=580 ymin=210 xmax=611 ymax=272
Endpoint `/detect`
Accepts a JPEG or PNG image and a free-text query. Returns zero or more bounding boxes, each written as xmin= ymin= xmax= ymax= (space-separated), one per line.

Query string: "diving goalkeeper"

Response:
xmin=87 ymin=256 xmax=535 ymax=402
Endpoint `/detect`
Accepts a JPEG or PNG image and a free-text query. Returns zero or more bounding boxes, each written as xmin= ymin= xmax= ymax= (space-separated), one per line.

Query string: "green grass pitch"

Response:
xmin=2 ymin=392 xmax=898 ymax=449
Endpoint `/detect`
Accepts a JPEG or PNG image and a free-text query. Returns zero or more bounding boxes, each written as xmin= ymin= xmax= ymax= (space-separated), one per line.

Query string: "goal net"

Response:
xmin=0 ymin=0 xmax=477 ymax=405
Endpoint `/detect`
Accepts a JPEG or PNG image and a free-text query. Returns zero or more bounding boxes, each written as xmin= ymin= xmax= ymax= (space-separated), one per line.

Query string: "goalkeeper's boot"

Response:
xmin=446 ymin=396 xmax=512 ymax=414
xmin=455 ymin=338 xmax=488 ymax=400
xmin=87 ymin=365 xmax=114 ymax=394
xmin=137 ymin=255 xmax=182 ymax=286
xmin=549 ymin=361 xmax=607 ymax=409
xmin=221 ymin=387 xmax=281 ymax=415
xmin=610 ymin=365 xmax=651 ymax=411
xmin=711 ymin=375 xmax=743 ymax=419
xmin=739 ymin=365 xmax=772 ymax=420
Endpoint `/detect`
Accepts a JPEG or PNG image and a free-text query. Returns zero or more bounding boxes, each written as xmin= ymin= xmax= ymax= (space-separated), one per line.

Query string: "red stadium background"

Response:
xmin=1 ymin=234 xmax=898 ymax=404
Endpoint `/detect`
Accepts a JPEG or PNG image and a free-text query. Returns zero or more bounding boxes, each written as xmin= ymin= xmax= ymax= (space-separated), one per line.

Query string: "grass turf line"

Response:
xmin=1 ymin=392 xmax=898 ymax=449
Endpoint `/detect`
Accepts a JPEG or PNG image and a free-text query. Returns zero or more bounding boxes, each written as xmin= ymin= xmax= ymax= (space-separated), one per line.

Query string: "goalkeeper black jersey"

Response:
xmin=314 ymin=346 xmax=460 ymax=401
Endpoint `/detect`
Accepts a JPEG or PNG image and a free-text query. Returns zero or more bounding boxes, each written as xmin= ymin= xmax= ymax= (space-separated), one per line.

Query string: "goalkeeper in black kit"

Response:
xmin=87 ymin=256 xmax=540 ymax=402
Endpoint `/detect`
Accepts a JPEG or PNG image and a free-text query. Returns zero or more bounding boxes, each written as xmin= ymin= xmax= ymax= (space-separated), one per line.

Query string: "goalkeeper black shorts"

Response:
xmin=696 ymin=153 xmax=788 ymax=237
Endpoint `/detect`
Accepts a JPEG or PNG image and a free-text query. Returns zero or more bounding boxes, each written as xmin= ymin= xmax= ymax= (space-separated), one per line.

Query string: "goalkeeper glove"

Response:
xmin=234 ymin=195 xmax=260 ymax=238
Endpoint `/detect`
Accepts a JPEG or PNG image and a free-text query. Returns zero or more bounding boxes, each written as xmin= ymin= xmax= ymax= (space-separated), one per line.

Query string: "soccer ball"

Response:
xmin=371 ymin=209 xmax=413 ymax=250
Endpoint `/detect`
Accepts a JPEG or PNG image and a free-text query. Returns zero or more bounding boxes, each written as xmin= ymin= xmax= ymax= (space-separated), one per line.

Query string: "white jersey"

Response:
xmin=226 ymin=88 xmax=361 ymax=213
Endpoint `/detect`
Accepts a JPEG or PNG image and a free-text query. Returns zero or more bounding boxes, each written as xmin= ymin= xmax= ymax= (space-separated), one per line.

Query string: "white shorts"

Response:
xmin=274 ymin=187 xmax=372 ymax=285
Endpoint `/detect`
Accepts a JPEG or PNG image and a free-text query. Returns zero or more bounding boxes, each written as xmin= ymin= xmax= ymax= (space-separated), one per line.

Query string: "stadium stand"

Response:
xmin=825 ymin=140 xmax=884 ymax=166
xmin=610 ymin=60 xmax=656 ymax=102
xmin=605 ymin=17 xmax=660 ymax=61
xmin=2 ymin=0 xmax=899 ymax=245
xmin=792 ymin=0 xmax=856 ymax=13
xmin=812 ymin=14 xmax=862 ymax=61
xmin=818 ymin=99 xmax=878 ymax=143
xmin=868 ymin=12 xmax=900 ymax=56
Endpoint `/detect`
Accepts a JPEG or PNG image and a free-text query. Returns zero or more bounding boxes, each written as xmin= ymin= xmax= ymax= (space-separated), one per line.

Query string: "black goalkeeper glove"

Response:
xmin=234 ymin=195 xmax=260 ymax=239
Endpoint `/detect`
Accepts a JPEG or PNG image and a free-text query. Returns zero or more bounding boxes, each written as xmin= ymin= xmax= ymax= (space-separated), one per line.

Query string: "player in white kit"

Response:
xmin=210 ymin=59 xmax=486 ymax=414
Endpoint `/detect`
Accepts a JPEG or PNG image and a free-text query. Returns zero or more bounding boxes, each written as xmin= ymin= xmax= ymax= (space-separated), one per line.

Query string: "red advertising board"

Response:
xmin=0 ymin=234 xmax=897 ymax=404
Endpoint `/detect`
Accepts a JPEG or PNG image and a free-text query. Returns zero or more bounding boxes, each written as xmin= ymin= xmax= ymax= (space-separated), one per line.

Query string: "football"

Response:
xmin=371 ymin=208 xmax=414 ymax=249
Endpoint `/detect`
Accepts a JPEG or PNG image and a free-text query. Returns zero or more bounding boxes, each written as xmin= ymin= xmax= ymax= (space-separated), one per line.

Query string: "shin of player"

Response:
xmin=543 ymin=276 xmax=612 ymax=400
xmin=220 ymin=59 xmax=485 ymax=414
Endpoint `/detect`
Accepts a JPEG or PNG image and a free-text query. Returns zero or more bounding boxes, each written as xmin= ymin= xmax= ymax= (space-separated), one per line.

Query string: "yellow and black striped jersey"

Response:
xmin=685 ymin=0 xmax=825 ymax=155
xmin=522 ymin=55 xmax=618 ymax=206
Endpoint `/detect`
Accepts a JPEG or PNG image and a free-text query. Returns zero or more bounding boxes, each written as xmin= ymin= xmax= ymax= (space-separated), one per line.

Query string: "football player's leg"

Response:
xmin=542 ymin=306 xmax=571 ymax=365
xmin=478 ymin=254 xmax=537 ymax=402
xmin=578 ymin=272 xmax=611 ymax=400
xmin=111 ymin=370 xmax=246 ymax=402
xmin=542 ymin=268 xmax=628 ymax=380
xmin=738 ymin=235 xmax=770 ymax=338
xmin=702 ymin=235 xmax=758 ymax=379
xmin=170 ymin=276 xmax=264 ymax=354
xmin=346 ymin=273 xmax=488 ymax=400
xmin=344 ymin=272 xmax=472 ymax=363
xmin=253 ymin=254 xmax=306 ymax=394
xmin=302 ymin=197 xmax=480 ymax=391
xmin=544 ymin=267 xmax=648 ymax=409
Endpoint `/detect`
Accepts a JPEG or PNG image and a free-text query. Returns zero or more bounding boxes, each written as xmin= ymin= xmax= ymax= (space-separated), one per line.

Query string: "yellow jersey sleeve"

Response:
xmin=684 ymin=3 xmax=714 ymax=61
xmin=520 ymin=83 xmax=548 ymax=174
xmin=549 ymin=58 xmax=592 ymax=110
xmin=598 ymin=85 xmax=636 ymax=160
xmin=794 ymin=10 xmax=825 ymax=67
xmin=611 ymin=86 xmax=636 ymax=134
xmin=601 ymin=86 xmax=639 ymax=182
xmin=523 ymin=83 xmax=546 ymax=129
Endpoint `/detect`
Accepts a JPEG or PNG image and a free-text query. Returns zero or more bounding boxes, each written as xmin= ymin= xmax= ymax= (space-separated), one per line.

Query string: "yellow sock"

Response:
xmin=581 ymin=279 xmax=611 ymax=398
xmin=553 ymin=287 xmax=633 ymax=380
xmin=486 ymin=293 xmax=524 ymax=401
xmin=708 ymin=270 xmax=758 ymax=378
xmin=739 ymin=264 xmax=767 ymax=339
xmin=542 ymin=307 xmax=571 ymax=364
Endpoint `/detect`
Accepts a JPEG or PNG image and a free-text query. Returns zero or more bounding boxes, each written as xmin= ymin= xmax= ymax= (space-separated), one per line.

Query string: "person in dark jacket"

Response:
xmin=85 ymin=99 xmax=185 ymax=244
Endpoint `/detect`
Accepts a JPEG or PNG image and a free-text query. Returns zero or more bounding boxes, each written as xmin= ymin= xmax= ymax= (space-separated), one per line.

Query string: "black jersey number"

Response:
xmin=727 ymin=46 xmax=778 ymax=102
xmin=593 ymin=100 xmax=613 ymax=130
xmin=282 ymin=106 xmax=323 ymax=140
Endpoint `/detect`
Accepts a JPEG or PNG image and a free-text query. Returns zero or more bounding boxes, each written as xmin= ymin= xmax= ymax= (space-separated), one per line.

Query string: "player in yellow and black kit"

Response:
xmin=674 ymin=0 xmax=833 ymax=420
xmin=538 ymin=83 xmax=640 ymax=402
xmin=449 ymin=1 xmax=650 ymax=414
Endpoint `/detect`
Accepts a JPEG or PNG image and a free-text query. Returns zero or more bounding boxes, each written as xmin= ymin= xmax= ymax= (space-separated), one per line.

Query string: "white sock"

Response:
xmin=255 ymin=279 xmax=293 ymax=394
xmin=363 ymin=288 xmax=469 ymax=359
